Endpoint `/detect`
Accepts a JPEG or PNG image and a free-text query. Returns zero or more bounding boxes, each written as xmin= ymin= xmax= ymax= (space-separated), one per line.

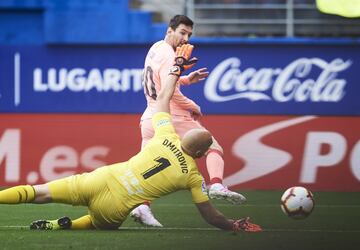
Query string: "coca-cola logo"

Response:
xmin=204 ymin=57 xmax=352 ymax=103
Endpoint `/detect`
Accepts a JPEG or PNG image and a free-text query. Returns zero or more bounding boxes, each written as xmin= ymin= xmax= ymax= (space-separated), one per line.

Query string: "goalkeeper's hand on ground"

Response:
xmin=232 ymin=217 xmax=262 ymax=232
xmin=169 ymin=44 xmax=198 ymax=77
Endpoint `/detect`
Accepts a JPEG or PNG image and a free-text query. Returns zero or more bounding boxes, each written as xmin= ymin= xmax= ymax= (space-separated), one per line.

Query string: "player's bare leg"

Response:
xmin=206 ymin=144 xmax=246 ymax=205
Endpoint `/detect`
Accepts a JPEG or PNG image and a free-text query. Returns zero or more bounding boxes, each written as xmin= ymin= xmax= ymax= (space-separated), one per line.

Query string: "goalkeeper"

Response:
xmin=0 ymin=44 xmax=261 ymax=233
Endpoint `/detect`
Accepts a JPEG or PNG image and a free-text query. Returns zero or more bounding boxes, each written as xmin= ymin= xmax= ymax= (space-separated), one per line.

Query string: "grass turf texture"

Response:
xmin=0 ymin=190 xmax=359 ymax=250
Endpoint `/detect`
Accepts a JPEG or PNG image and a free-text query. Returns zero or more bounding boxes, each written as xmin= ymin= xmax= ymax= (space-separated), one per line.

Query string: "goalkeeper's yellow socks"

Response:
xmin=71 ymin=215 xmax=95 ymax=229
xmin=0 ymin=185 xmax=35 ymax=204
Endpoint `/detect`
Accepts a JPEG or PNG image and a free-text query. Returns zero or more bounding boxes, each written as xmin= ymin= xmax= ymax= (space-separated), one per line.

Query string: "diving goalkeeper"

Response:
xmin=0 ymin=44 xmax=261 ymax=232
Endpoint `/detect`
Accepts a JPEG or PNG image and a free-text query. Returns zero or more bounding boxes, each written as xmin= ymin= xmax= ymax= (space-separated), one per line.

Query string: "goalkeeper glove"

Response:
xmin=169 ymin=44 xmax=198 ymax=77
xmin=232 ymin=217 xmax=262 ymax=232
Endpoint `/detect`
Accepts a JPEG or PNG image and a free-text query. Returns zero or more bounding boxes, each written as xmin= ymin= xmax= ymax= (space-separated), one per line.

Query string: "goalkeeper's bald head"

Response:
xmin=181 ymin=129 xmax=213 ymax=159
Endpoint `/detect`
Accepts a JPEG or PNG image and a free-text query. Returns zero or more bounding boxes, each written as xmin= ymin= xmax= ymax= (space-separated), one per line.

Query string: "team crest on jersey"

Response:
xmin=157 ymin=119 xmax=171 ymax=127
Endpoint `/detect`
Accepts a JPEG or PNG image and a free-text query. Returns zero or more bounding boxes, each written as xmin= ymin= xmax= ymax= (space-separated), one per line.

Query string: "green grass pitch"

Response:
xmin=0 ymin=190 xmax=359 ymax=250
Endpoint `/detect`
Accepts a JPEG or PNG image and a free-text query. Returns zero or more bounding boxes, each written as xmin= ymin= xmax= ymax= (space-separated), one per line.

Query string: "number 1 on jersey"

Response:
xmin=142 ymin=157 xmax=171 ymax=179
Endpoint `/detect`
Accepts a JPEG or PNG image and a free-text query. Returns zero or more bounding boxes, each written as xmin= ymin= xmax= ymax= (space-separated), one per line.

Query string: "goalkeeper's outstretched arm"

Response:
xmin=155 ymin=44 xmax=196 ymax=114
xmin=196 ymin=201 xmax=263 ymax=232
xmin=195 ymin=201 xmax=235 ymax=231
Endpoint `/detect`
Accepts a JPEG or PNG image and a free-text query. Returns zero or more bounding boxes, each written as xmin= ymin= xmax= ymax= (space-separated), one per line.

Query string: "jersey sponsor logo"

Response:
xmin=205 ymin=57 xmax=351 ymax=103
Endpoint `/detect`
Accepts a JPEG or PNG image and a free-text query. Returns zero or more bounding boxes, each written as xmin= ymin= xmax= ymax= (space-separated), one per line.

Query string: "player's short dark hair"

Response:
xmin=168 ymin=15 xmax=194 ymax=30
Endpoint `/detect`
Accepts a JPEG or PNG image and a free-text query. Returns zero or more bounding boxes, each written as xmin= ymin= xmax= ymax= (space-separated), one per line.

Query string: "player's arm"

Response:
xmin=171 ymin=87 xmax=202 ymax=119
xmin=155 ymin=74 xmax=178 ymax=113
xmin=195 ymin=201 xmax=235 ymax=230
xmin=155 ymin=44 xmax=196 ymax=114
xmin=195 ymin=201 xmax=263 ymax=232
xmin=152 ymin=45 xmax=196 ymax=137
xmin=158 ymin=47 xmax=201 ymax=116
xmin=179 ymin=67 xmax=209 ymax=86
xmin=188 ymin=174 xmax=235 ymax=231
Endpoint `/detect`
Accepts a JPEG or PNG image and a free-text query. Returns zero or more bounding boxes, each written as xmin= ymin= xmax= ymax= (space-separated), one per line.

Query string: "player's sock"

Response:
xmin=71 ymin=215 xmax=95 ymax=229
xmin=0 ymin=185 xmax=35 ymax=204
xmin=205 ymin=150 xmax=247 ymax=205
xmin=210 ymin=177 xmax=223 ymax=185
xmin=206 ymin=150 xmax=225 ymax=181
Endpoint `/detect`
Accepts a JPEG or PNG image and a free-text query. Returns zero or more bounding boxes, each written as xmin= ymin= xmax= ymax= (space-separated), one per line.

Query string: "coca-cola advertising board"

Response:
xmin=0 ymin=44 xmax=359 ymax=115
xmin=1 ymin=114 xmax=359 ymax=191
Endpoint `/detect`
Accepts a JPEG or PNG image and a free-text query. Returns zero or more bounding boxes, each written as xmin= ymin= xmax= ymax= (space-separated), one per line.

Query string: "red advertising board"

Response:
xmin=1 ymin=114 xmax=359 ymax=191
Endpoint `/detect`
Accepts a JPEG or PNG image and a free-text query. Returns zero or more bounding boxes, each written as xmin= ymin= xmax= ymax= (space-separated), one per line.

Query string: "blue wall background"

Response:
xmin=0 ymin=0 xmax=359 ymax=115
xmin=0 ymin=0 xmax=166 ymax=44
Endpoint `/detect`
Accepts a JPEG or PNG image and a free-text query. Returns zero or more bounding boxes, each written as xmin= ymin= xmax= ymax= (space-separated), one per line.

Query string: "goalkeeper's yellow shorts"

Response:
xmin=47 ymin=167 xmax=128 ymax=229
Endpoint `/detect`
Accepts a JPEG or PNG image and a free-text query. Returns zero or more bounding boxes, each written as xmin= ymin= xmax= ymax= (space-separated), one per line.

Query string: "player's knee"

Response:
xmin=32 ymin=184 xmax=52 ymax=203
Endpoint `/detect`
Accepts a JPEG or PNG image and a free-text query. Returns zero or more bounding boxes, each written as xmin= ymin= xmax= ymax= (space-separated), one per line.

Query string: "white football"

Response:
xmin=280 ymin=186 xmax=315 ymax=219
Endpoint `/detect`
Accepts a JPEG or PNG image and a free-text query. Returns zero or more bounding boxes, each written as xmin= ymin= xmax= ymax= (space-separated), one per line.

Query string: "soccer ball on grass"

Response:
xmin=280 ymin=186 xmax=314 ymax=219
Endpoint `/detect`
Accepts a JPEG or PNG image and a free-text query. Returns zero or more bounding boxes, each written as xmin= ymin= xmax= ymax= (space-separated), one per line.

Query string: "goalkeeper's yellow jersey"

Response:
xmin=105 ymin=112 xmax=209 ymax=212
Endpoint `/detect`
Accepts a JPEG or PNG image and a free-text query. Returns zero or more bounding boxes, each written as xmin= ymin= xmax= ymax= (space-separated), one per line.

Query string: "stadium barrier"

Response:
xmin=0 ymin=41 xmax=359 ymax=190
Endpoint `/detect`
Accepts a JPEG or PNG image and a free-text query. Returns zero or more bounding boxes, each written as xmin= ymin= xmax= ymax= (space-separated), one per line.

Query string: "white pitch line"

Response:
xmin=1 ymin=225 xmax=359 ymax=233
xmin=121 ymin=227 xmax=360 ymax=233
xmin=0 ymin=226 xmax=27 ymax=228
xmin=263 ymin=229 xmax=360 ymax=233
xmin=154 ymin=204 xmax=360 ymax=208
